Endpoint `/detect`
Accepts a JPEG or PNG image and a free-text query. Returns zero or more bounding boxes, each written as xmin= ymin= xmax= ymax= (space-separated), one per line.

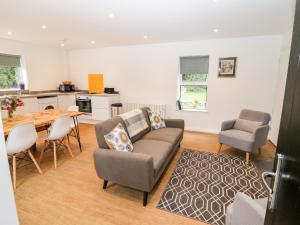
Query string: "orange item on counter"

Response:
xmin=88 ymin=74 xmax=104 ymax=94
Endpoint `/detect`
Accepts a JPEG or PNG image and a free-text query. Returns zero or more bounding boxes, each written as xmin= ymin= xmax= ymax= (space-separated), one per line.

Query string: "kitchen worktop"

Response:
xmin=0 ymin=91 xmax=119 ymax=99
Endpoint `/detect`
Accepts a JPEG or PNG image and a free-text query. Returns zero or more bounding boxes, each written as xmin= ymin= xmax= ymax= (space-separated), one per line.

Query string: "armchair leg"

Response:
xmin=103 ymin=180 xmax=108 ymax=189
xmin=258 ymin=147 xmax=262 ymax=155
xmin=246 ymin=152 xmax=250 ymax=165
xmin=143 ymin=192 xmax=149 ymax=206
xmin=218 ymin=143 xmax=223 ymax=153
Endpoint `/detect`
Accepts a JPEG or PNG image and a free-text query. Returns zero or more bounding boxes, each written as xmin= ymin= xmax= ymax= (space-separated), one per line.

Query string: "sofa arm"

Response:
xmin=165 ymin=119 xmax=184 ymax=129
xmin=93 ymin=149 xmax=154 ymax=192
xmin=253 ymin=125 xmax=270 ymax=149
xmin=221 ymin=119 xmax=236 ymax=131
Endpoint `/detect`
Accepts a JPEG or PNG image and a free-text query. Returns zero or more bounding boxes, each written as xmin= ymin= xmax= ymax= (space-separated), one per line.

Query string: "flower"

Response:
xmin=0 ymin=96 xmax=24 ymax=112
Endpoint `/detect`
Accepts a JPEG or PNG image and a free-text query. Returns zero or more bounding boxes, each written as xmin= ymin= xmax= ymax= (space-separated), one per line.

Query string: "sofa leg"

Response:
xmin=103 ymin=180 xmax=108 ymax=189
xmin=218 ymin=143 xmax=223 ymax=153
xmin=143 ymin=192 xmax=148 ymax=206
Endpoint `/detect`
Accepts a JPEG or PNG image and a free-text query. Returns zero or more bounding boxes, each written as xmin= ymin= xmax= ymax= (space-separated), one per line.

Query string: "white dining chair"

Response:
xmin=6 ymin=122 xmax=42 ymax=190
xmin=39 ymin=115 xmax=74 ymax=168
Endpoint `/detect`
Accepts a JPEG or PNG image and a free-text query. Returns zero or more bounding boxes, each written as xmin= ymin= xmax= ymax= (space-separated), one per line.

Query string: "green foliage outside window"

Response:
xmin=0 ymin=65 xmax=19 ymax=89
xmin=180 ymin=74 xmax=208 ymax=110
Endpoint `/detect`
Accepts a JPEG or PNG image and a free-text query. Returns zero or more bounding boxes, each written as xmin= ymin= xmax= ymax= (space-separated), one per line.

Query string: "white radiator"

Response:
xmin=123 ymin=103 xmax=167 ymax=118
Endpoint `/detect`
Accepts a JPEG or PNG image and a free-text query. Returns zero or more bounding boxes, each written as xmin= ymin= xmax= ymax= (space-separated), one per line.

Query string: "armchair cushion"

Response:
xmin=233 ymin=118 xmax=263 ymax=133
xmin=133 ymin=139 xmax=172 ymax=176
xmin=219 ymin=129 xmax=255 ymax=152
xmin=143 ymin=128 xmax=183 ymax=145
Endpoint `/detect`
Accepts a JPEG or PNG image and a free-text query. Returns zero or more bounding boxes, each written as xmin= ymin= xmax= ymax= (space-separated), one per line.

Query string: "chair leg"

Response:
xmin=65 ymin=141 xmax=74 ymax=158
xmin=67 ymin=134 xmax=71 ymax=146
xmin=39 ymin=142 xmax=47 ymax=164
xmin=12 ymin=155 xmax=16 ymax=190
xmin=53 ymin=141 xmax=57 ymax=169
xmin=246 ymin=152 xmax=250 ymax=165
xmin=103 ymin=180 xmax=108 ymax=189
xmin=28 ymin=150 xmax=43 ymax=175
xmin=218 ymin=143 xmax=223 ymax=153
xmin=143 ymin=192 xmax=149 ymax=206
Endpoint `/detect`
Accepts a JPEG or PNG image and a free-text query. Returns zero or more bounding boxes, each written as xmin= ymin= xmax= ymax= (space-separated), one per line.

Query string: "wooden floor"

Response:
xmin=13 ymin=124 xmax=276 ymax=225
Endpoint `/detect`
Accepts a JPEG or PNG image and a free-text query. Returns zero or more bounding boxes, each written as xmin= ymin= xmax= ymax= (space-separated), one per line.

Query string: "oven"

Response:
xmin=76 ymin=95 xmax=92 ymax=113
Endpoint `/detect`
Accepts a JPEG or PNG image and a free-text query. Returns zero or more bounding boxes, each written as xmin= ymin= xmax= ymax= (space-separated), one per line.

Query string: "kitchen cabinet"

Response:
xmin=57 ymin=94 xmax=76 ymax=110
xmin=91 ymin=95 xmax=120 ymax=121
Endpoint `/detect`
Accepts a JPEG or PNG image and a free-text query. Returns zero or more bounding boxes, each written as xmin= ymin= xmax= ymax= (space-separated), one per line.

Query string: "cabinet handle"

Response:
xmin=298 ymin=53 xmax=300 ymax=70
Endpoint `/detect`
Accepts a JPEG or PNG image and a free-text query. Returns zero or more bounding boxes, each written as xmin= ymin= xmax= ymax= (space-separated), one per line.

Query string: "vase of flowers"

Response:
xmin=0 ymin=97 xmax=24 ymax=120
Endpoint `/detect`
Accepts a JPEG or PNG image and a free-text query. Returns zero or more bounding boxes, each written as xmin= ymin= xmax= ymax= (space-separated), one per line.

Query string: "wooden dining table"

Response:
xmin=2 ymin=109 xmax=85 ymax=151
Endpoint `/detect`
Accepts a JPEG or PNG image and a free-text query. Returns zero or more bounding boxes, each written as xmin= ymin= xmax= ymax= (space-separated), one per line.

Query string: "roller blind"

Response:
xmin=0 ymin=54 xmax=21 ymax=67
xmin=180 ymin=56 xmax=209 ymax=74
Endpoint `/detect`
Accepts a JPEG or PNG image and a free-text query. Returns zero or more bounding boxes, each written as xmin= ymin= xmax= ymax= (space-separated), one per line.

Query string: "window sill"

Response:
xmin=178 ymin=108 xmax=208 ymax=113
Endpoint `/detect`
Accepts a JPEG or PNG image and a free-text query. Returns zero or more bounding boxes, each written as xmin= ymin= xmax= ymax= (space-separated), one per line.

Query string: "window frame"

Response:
xmin=177 ymin=56 xmax=209 ymax=112
xmin=0 ymin=54 xmax=28 ymax=91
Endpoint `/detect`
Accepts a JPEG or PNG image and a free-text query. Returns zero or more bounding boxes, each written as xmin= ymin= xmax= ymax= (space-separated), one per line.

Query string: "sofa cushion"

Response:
xmin=233 ymin=118 xmax=262 ymax=133
xmin=95 ymin=116 xmax=128 ymax=149
xmin=143 ymin=127 xmax=183 ymax=145
xmin=148 ymin=111 xmax=166 ymax=130
xmin=104 ymin=123 xmax=133 ymax=152
xmin=219 ymin=129 xmax=255 ymax=151
xmin=133 ymin=139 xmax=172 ymax=176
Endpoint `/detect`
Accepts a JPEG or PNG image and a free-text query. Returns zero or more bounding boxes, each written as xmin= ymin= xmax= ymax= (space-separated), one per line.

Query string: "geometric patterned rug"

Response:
xmin=157 ymin=149 xmax=268 ymax=225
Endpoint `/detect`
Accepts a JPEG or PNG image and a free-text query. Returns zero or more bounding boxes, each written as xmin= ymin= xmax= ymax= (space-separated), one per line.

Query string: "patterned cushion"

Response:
xmin=104 ymin=123 xmax=133 ymax=152
xmin=148 ymin=111 xmax=166 ymax=130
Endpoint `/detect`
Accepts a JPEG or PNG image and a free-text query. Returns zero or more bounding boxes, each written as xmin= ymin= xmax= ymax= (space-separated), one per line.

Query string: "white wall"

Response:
xmin=269 ymin=32 xmax=294 ymax=144
xmin=0 ymin=113 xmax=19 ymax=225
xmin=0 ymin=38 xmax=67 ymax=91
xmin=68 ymin=35 xmax=282 ymax=133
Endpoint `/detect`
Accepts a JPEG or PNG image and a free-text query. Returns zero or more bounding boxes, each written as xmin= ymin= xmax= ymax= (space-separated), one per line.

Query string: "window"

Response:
xmin=0 ymin=53 xmax=26 ymax=90
xmin=178 ymin=56 xmax=209 ymax=111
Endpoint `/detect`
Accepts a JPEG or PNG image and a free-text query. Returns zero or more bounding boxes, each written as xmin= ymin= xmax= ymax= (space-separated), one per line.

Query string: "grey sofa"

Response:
xmin=219 ymin=109 xmax=271 ymax=164
xmin=226 ymin=192 xmax=268 ymax=225
xmin=93 ymin=107 xmax=184 ymax=206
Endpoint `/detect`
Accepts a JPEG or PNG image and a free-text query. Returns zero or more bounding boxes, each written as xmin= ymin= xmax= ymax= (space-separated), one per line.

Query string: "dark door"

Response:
xmin=264 ymin=1 xmax=300 ymax=225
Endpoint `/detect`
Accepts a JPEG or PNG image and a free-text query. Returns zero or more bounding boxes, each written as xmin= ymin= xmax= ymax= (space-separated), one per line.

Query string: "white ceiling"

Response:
xmin=0 ymin=0 xmax=295 ymax=49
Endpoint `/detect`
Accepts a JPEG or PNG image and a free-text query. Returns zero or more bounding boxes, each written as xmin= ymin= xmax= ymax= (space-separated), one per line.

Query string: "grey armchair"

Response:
xmin=226 ymin=192 xmax=268 ymax=225
xmin=219 ymin=109 xmax=271 ymax=164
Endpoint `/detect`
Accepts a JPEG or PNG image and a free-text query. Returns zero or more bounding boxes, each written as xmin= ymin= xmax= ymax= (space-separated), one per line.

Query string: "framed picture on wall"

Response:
xmin=218 ymin=57 xmax=237 ymax=77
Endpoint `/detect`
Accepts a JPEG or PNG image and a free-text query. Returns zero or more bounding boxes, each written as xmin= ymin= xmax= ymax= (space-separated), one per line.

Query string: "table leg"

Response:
xmin=73 ymin=116 xmax=82 ymax=152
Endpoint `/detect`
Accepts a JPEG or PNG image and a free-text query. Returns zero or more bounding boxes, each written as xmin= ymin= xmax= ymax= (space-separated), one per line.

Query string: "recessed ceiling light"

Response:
xmin=91 ymin=40 xmax=95 ymax=44
xmin=143 ymin=35 xmax=148 ymax=40
xmin=213 ymin=28 xmax=219 ymax=33
xmin=41 ymin=25 xmax=47 ymax=29
xmin=60 ymin=43 xmax=65 ymax=47
xmin=108 ymin=13 xmax=115 ymax=18
xmin=7 ymin=31 xmax=12 ymax=35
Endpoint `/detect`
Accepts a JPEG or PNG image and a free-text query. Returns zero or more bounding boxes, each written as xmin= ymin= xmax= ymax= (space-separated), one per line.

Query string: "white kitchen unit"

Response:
xmin=57 ymin=94 xmax=76 ymax=109
xmin=92 ymin=95 xmax=120 ymax=120
xmin=78 ymin=94 xmax=120 ymax=123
